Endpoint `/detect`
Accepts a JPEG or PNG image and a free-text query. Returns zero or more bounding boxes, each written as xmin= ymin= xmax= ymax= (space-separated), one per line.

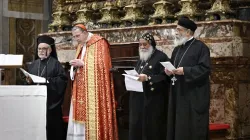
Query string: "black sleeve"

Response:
xmin=47 ymin=61 xmax=68 ymax=96
xmin=183 ymin=43 xmax=211 ymax=83
xmin=148 ymin=53 xmax=170 ymax=83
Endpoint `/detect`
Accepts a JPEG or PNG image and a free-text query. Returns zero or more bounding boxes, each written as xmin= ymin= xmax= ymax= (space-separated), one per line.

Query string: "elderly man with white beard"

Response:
xmin=129 ymin=33 xmax=170 ymax=140
xmin=165 ymin=17 xmax=211 ymax=140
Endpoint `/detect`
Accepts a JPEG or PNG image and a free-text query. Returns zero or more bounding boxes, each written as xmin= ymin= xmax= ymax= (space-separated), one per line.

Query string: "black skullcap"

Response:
xmin=141 ymin=33 xmax=156 ymax=48
xmin=177 ymin=17 xmax=197 ymax=32
xmin=35 ymin=35 xmax=58 ymax=60
xmin=37 ymin=35 xmax=55 ymax=45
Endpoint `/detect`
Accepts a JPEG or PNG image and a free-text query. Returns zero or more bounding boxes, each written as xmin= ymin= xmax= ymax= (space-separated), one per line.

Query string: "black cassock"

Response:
xmin=167 ymin=38 xmax=211 ymax=140
xmin=28 ymin=56 xmax=68 ymax=140
xmin=129 ymin=49 xmax=170 ymax=140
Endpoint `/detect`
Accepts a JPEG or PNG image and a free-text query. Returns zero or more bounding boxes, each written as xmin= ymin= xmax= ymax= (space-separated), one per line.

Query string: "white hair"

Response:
xmin=139 ymin=45 xmax=154 ymax=61
xmin=174 ymin=34 xmax=189 ymax=47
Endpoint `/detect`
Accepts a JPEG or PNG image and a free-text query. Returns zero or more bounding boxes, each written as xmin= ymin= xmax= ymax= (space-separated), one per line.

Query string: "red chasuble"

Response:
xmin=72 ymin=34 xmax=118 ymax=140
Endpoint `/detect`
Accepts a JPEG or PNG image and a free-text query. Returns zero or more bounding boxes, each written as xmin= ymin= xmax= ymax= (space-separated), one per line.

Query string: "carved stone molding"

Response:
xmin=8 ymin=0 xmax=43 ymax=13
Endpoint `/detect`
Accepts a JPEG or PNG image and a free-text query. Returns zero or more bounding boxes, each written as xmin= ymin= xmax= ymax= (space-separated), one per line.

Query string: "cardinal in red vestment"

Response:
xmin=67 ymin=24 xmax=118 ymax=140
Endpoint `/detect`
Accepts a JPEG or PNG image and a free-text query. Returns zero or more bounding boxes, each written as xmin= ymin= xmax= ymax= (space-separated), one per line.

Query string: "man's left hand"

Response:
xmin=69 ymin=59 xmax=84 ymax=68
xmin=173 ymin=67 xmax=184 ymax=75
xmin=138 ymin=74 xmax=148 ymax=82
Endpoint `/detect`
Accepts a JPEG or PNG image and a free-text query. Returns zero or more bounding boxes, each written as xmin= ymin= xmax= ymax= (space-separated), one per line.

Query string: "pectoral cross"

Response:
xmin=171 ymin=76 xmax=177 ymax=85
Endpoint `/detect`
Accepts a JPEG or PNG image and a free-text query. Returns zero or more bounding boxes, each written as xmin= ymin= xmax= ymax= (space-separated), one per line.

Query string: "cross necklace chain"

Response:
xmin=38 ymin=57 xmax=51 ymax=77
xmin=171 ymin=39 xmax=195 ymax=86
xmin=136 ymin=50 xmax=156 ymax=74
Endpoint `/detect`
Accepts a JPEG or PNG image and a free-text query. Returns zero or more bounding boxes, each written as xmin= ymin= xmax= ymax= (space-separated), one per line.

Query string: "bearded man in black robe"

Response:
xmin=129 ymin=33 xmax=170 ymax=140
xmin=165 ymin=17 xmax=211 ymax=140
xmin=25 ymin=35 xmax=68 ymax=140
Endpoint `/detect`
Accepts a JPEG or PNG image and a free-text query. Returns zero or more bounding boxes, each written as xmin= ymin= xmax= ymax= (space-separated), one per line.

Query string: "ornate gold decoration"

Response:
xmin=175 ymin=0 xmax=203 ymax=21
xmin=92 ymin=1 xmax=102 ymax=11
xmin=65 ymin=0 xmax=82 ymax=4
xmin=206 ymin=0 xmax=235 ymax=20
xmin=50 ymin=0 xmax=71 ymax=31
xmin=150 ymin=0 xmax=174 ymax=25
xmin=66 ymin=3 xmax=81 ymax=14
xmin=116 ymin=0 xmax=126 ymax=8
xmin=97 ymin=1 xmax=121 ymax=28
xmin=121 ymin=0 xmax=146 ymax=26
xmin=73 ymin=2 xmax=93 ymax=25
xmin=48 ymin=24 xmax=55 ymax=33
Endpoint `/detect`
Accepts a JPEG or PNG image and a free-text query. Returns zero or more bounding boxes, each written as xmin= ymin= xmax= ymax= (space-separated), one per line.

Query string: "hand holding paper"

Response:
xmin=160 ymin=61 xmax=176 ymax=71
xmin=26 ymin=76 xmax=33 ymax=84
xmin=122 ymin=69 xmax=143 ymax=92
xmin=20 ymin=68 xmax=49 ymax=83
xmin=160 ymin=61 xmax=175 ymax=76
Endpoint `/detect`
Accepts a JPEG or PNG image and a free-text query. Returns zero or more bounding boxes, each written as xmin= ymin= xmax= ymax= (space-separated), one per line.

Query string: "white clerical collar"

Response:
xmin=81 ymin=32 xmax=93 ymax=45
xmin=86 ymin=32 xmax=93 ymax=43
xmin=184 ymin=36 xmax=194 ymax=45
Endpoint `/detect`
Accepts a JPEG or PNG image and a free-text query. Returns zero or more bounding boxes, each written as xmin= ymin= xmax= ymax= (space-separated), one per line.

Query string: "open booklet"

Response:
xmin=0 ymin=54 xmax=23 ymax=67
xmin=20 ymin=68 xmax=49 ymax=83
xmin=122 ymin=69 xmax=143 ymax=92
xmin=160 ymin=61 xmax=176 ymax=71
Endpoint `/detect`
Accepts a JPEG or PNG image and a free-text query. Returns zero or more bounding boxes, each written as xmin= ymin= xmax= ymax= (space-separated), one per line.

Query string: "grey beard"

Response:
xmin=139 ymin=46 xmax=154 ymax=61
xmin=174 ymin=36 xmax=188 ymax=47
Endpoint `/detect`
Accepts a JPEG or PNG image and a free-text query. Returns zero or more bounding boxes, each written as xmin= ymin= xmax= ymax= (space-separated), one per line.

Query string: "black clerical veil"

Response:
xmin=35 ymin=35 xmax=58 ymax=60
xmin=141 ymin=33 xmax=156 ymax=49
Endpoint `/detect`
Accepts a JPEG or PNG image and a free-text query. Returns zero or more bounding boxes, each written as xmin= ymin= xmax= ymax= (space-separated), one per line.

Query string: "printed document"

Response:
xmin=122 ymin=69 xmax=143 ymax=92
xmin=160 ymin=61 xmax=176 ymax=71
xmin=20 ymin=68 xmax=49 ymax=83
xmin=0 ymin=54 xmax=23 ymax=67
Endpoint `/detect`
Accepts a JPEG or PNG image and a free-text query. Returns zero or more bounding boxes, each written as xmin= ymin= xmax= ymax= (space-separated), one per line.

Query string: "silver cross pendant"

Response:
xmin=171 ymin=76 xmax=177 ymax=85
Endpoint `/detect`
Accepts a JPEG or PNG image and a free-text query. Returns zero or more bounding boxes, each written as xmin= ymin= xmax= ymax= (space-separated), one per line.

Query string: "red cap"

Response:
xmin=75 ymin=24 xmax=87 ymax=31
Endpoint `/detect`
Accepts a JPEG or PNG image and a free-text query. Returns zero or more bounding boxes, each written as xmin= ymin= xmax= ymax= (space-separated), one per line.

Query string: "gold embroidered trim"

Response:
xmin=87 ymin=44 xmax=97 ymax=140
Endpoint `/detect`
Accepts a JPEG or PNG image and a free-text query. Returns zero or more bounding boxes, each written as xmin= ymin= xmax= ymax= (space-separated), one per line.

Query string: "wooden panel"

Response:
xmin=110 ymin=43 xmax=139 ymax=131
xmin=110 ymin=43 xmax=139 ymax=59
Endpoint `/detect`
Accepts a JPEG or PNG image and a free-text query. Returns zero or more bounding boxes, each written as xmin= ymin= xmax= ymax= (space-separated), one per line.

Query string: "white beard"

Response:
xmin=174 ymin=35 xmax=189 ymax=47
xmin=139 ymin=45 xmax=154 ymax=62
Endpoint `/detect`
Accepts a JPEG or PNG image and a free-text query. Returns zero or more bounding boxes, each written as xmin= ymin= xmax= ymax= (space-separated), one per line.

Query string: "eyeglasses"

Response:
xmin=38 ymin=47 xmax=49 ymax=51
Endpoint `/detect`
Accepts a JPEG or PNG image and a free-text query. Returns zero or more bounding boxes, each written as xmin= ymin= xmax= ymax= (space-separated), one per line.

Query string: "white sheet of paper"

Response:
xmin=70 ymin=66 xmax=75 ymax=81
xmin=124 ymin=69 xmax=139 ymax=76
xmin=0 ymin=54 xmax=23 ymax=66
xmin=122 ymin=74 xmax=143 ymax=92
xmin=20 ymin=68 xmax=49 ymax=83
xmin=122 ymin=74 xmax=139 ymax=80
xmin=160 ymin=61 xmax=176 ymax=71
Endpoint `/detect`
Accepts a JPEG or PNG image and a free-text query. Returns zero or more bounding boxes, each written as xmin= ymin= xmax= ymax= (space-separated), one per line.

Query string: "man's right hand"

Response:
xmin=164 ymin=68 xmax=173 ymax=76
xmin=26 ymin=76 xmax=33 ymax=84
xmin=69 ymin=59 xmax=84 ymax=68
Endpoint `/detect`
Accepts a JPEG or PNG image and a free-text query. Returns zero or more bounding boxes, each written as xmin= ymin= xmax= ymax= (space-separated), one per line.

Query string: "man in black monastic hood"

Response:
xmin=26 ymin=35 xmax=68 ymax=140
xmin=165 ymin=17 xmax=211 ymax=140
xmin=129 ymin=33 xmax=170 ymax=140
